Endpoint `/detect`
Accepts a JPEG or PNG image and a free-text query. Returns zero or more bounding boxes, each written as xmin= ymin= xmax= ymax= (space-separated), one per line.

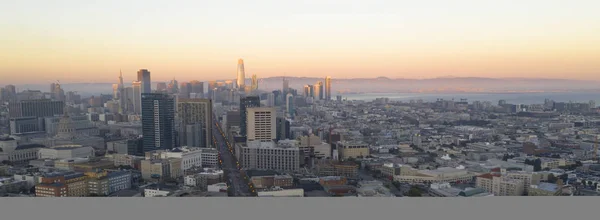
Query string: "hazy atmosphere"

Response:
xmin=2 ymin=0 xmax=600 ymax=84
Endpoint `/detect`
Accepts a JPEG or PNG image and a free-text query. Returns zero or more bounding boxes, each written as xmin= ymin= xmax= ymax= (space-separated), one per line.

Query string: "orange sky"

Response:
xmin=1 ymin=0 xmax=600 ymax=84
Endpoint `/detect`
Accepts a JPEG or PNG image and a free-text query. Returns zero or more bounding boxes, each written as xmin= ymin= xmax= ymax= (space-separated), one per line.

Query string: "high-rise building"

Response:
xmin=168 ymin=78 xmax=179 ymax=94
xmin=137 ymin=69 xmax=152 ymax=93
xmin=314 ymin=81 xmax=323 ymax=100
xmin=8 ymin=99 xmax=64 ymax=118
xmin=236 ymin=59 xmax=246 ymax=90
xmin=251 ymin=74 xmax=258 ymax=91
xmin=177 ymin=98 xmax=213 ymax=148
xmin=50 ymin=83 xmax=65 ymax=102
xmin=246 ymin=107 xmax=276 ymax=142
xmin=303 ymin=85 xmax=313 ymax=98
xmin=276 ymin=117 xmax=291 ymax=141
xmin=240 ymin=96 xmax=260 ymax=137
xmin=286 ymin=94 xmax=295 ymax=117
xmin=118 ymin=71 xmax=126 ymax=113
xmin=325 ymin=76 xmax=332 ymax=100
xmin=282 ymin=78 xmax=289 ymax=95
xmin=132 ymin=81 xmax=142 ymax=114
xmin=156 ymin=82 xmax=168 ymax=92
xmin=189 ymin=80 xmax=204 ymax=98
xmin=142 ymin=93 xmax=176 ymax=152
xmin=179 ymin=82 xmax=191 ymax=99
xmin=267 ymin=93 xmax=275 ymax=107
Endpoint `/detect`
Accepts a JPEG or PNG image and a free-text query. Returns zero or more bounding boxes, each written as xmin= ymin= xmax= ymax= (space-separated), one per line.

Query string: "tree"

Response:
xmin=547 ymin=174 xmax=557 ymax=184
xmin=406 ymin=186 xmax=422 ymax=197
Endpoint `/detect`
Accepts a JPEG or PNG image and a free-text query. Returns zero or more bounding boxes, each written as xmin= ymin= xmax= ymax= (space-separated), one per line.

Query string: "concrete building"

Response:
xmin=337 ymin=142 xmax=370 ymax=160
xmin=476 ymin=173 xmax=525 ymax=196
xmin=184 ymin=168 xmax=224 ymax=190
xmin=393 ymin=167 xmax=475 ymax=184
xmin=200 ymin=148 xmax=219 ymax=168
xmin=528 ymin=182 xmax=561 ymax=196
xmin=140 ymin=159 xmax=171 ymax=180
xmin=110 ymin=154 xmax=143 ymax=169
xmin=36 ymin=172 xmax=88 ymax=197
xmin=250 ymin=174 xmax=294 ymax=189
xmin=85 ymin=170 xmax=132 ymax=196
xmin=0 ymin=137 xmax=44 ymax=163
xmin=177 ymin=98 xmax=212 ymax=148
xmin=315 ymin=160 xmax=359 ymax=178
xmin=143 ymin=184 xmax=177 ymax=197
xmin=246 ymin=107 xmax=276 ymax=142
xmin=38 ymin=145 xmax=94 ymax=160
xmin=158 ymin=147 xmax=203 ymax=171
xmin=237 ymin=140 xmax=301 ymax=172
xmin=132 ymin=81 xmax=142 ymax=114
xmin=44 ymin=115 xmax=98 ymax=137
xmin=240 ymin=96 xmax=260 ymax=137
xmin=257 ymin=187 xmax=304 ymax=197
xmin=8 ymin=99 xmax=64 ymax=118
xmin=299 ymin=135 xmax=332 ymax=159
xmin=9 ymin=116 xmax=45 ymax=135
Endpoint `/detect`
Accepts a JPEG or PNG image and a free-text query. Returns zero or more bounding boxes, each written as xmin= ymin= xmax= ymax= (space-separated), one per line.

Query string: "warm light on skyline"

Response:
xmin=1 ymin=0 xmax=600 ymax=84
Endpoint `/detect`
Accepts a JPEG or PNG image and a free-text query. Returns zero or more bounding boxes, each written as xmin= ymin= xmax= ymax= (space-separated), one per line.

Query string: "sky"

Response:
xmin=1 ymin=0 xmax=600 ymax=84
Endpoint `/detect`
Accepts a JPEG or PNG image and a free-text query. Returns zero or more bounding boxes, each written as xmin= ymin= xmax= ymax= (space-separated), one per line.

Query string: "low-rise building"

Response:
xmin=476 ymin=173 xmax=524 ymax=196
xmin=237 ymin=140 xmax=301 ymax=173
xmin=315 ymin=160 xmax=359 ymax=178
xmin=85 ymin=170 xmax=132 ymax=196
xmin=143 ymin=184 xmax=178 ymax=197
xmin=200 ymin=148 xmax=219 ymax=168
xmin=0 ymin=137 xmax=44 ymax=164
xmin=250 ymin=174 xmax=293 ymax=189
xmin=257 ymin=187 xmax=304 ymax=197
xmin=319 ymin=176 xmax=347 ymax=186
xmin=528 ymin=182 xmax=561 ymax=196
xmin=35 ymin=171 xmax=88 ymax=197
xmin=184 ymin=168 xmax=224 ymax=190
xmin=393 ymin=167 xmax=475 ymax=184
xmin=38 ymin=144 xmax=94 ymax=160
xmin=337 ymin=142 xmax=369 ymax=160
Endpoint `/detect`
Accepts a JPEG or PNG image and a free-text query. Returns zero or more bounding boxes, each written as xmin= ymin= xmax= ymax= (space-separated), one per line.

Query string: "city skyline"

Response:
xmin=2 ymin=0 xmax=600 ymax=84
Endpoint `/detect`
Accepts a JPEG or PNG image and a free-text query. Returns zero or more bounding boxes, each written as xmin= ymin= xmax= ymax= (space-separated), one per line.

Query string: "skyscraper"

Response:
xmin=282 ymin=77 xmax=289 ymax=96
xmin=314 ymin=81 xmax=323 ymax=100
xmin=177 ymin=98 xmax=213 ymax=148
xmin=303 ymin=85 xmax=313 ymax=98
xmin=325 ymin=76 xmax=332 ymax=100
xmin=118 ymin=70 xmax=126 ymax=113
xmin=132 ymin=81 xmax=142 ymax=114
xmin=246 ymin=107 xmax=276 ymax=142
xmin=168 ymin=78 xmax=179 ymax=94
xmin=189 ymin=80 xmax=204 ymax=98
xmin=142 ymin=93 xmax=175 ymax=152
xmin=251 ymin=74 xmax=258 ymax=91
xmin=236 ymin=59 xmax=246 ymax=90
xmin=286 ymin=93 xmax=295 ymax=117
xmin=137 ymin=69 xmax=152 ymax=93
xmin=240 ymin=96 xmax=260 ymax=137
xmin=156 ymin=82 xmax=168 ymax=92
xmin=179 ymin=82 xmax=191 ymax=99
xmin=267 ymin=93 xmax=275 ymax=107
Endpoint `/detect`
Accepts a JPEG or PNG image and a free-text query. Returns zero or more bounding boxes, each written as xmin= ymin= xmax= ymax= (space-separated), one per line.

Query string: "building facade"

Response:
xmin=141 ymin=93 xmax=176 ymax=152
xmin=240 ymin=96 xmax=260 ymax=137
xmin=238 ymin=141 xmax=300 ymax=172
xmin=246 ymin=107 xmax=276 ymax=142
xmin=177 ymin=98 xmax=212 ymax=148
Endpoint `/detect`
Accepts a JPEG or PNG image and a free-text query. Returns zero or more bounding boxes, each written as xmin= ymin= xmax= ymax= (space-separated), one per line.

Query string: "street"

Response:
xmin=212 ymin=115 xmax=254 ymax=197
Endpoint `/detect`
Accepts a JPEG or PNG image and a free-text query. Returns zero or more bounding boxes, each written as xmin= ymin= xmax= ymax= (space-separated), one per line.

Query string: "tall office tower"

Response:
xmin=276 ymin=116 xmax=291 ymax=141
xmin=51 ymin=83 xmax=65 ymax=102
xmin=236 ymin=59 xmax=246 ymax=90
xmin=282 ymin=77 xmax=289 ymax=94
xmin=267 ymin=93 xmax=275 ymax=107
xmin=124 ymin=87 xmax=134 ymax=112
xmin=179 ymin=82 xmax=191 ymax=99
xmin=0 ymin=88 xmax=6 ymax=102
xmin=132 ymin=81 xmax=142 ymax=114
xmin=168 ymin=78 xmax=179 ymax=94
xmin=8 ymin=99 xmax=64 ymax=118
xmin=314 ymin=81 xmax=323 ymax=100
xmin=156 ymin=82 xmax=168 ymax=92
xmin=251 ymin=74 xmax=258 ymax=91
xmin=189 ymin=80 xmax=204 ymax=98
xmin=137 ymin=69 xmax=152 ymax=93
xmin=286 ymin=93 xmax=295 ymax=117
xmin=141 ymin=93 xmax=175 ymax=152
xmin=177 ymin=98 xmax=213 ymax=148
xmin=118 ymin=70 xmax=126 ymax=113
xmin=112 ymin=84 xmax=120 ymax=99
xmin=303 ymin=85 xmax=313 ymax=98
xmin=325 ymin=76 xmax=331 ymax=100
xmin=246 ymin=107 xmax=276 ymax=142
xmin=240 ymin=96 xmax=261 ymax=137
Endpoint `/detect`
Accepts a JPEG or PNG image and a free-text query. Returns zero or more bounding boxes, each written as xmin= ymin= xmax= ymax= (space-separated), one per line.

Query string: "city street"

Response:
xmin=212 ymin=115 xmax=254 ymax=197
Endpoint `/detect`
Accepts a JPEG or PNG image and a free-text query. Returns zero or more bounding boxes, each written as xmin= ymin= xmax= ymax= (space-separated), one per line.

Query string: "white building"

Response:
xmin=200 ymin=148 xmax=219 ymax=168
xmin=246 ymin=107 xmax=276 ymax=142
xmin=160 ymin=147 xmax=203 ymax=171
xmin=37 ymin=145 xmax=95 ymax=160
xmin=207 ymin=183 xmax=227 ymax=192
xmin=0 ymin=137 xmax=43 ymax=163
xmin=237 ymin=140 xmax=301 ymax=172
xmin=257 ymin=187 xmax=304 ymax=197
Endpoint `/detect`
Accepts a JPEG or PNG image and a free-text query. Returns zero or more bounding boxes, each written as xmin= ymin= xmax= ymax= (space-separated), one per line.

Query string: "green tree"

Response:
xmin=406 ymin=186 xmax=422 ymax=197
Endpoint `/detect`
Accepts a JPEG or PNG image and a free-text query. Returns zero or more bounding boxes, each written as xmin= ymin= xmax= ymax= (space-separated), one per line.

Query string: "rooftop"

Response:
xmin=534 ymin=182 xmax=559 ymax=192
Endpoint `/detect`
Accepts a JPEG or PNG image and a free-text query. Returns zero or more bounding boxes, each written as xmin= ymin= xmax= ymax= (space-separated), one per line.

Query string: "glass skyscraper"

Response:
xmin=141 ymin=93 xmax=175 ymax=152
